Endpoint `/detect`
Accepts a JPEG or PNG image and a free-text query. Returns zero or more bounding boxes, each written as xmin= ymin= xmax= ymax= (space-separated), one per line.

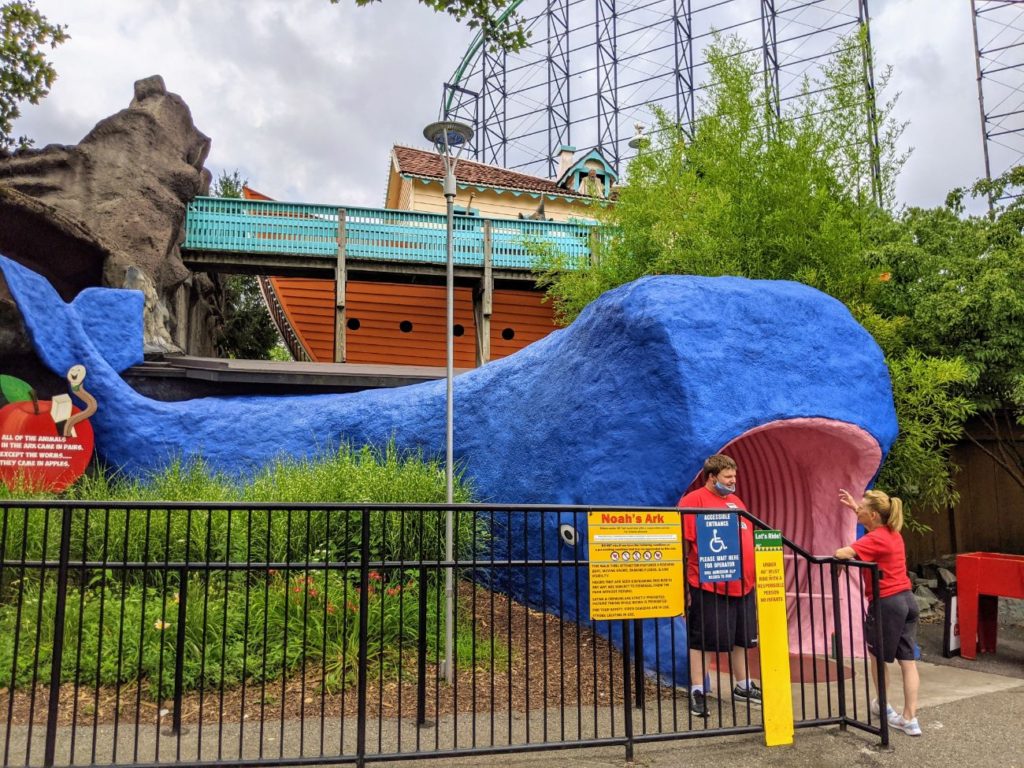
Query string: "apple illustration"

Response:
xmin=0 ymin=373 xmax=95 ymax=493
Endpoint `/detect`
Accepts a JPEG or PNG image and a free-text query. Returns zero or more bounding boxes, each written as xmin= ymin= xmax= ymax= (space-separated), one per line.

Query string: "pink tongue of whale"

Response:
xmin=686 ymin=417 xmax=883 ymax=657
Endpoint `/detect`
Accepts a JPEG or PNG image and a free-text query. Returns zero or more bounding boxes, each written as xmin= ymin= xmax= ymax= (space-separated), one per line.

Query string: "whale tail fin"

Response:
xmin=0 ymin=255 xmax=144 ymax=375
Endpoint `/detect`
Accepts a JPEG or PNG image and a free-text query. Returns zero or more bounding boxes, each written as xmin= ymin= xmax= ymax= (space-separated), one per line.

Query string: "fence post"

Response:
xmin=620 ymin=620 xmax=634 ymax=762
xmin=871 ymin=565 xmax=889 ymax=747
xmin=44 ymin=505 xmax=74 ymax=768
xmin=632 ymin=619 xmax=644 ymax=709
xmin=334 ymin=208 xmax=348 ymax=363
xmin=355 ymin=508 xmax=371 ymax=768
xmin=829 ymin=563 xmax=847 ymax=731
xmin=416 ymin=564 xmax=429 ymax=727
xmin=474 ymin=220 xmax=493 ymax=367
xmin=171 ymin=566 xmax=188 ymax=735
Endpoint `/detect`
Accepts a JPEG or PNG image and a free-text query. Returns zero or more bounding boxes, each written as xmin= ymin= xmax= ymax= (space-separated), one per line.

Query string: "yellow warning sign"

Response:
xmin=587 ymin=510 xmax=684 ymax=621
xmin=754 ymin=530 xmax=794 ymax=747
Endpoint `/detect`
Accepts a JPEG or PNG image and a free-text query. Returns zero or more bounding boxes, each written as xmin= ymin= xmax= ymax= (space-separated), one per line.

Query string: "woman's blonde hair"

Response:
xmin=863 ymin=490 xmax=904 ymax=533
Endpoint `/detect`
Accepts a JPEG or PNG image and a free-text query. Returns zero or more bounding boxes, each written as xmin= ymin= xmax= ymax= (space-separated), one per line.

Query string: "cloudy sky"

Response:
xmin=11 ymin=1 xmax=996 ymax=214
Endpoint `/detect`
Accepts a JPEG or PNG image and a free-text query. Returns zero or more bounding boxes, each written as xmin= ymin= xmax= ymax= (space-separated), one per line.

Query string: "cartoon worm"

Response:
xmin=64 ymin=365 xmax=98 ymax=437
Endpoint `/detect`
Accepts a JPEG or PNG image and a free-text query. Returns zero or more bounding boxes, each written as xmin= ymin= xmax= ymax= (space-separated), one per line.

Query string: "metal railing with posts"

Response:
xmin=183 ymin=198 xmax=595 ymax=272
xmin=0 ymin=501 xmax=886 ymax=767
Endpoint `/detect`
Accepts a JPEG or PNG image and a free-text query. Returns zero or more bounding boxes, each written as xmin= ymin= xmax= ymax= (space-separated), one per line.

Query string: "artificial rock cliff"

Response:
xmin=0 ymin=74 xmax=219 ymax=367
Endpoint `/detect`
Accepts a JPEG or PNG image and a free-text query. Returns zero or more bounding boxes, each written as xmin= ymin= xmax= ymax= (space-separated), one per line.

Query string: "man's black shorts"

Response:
xmin=687 ymin=588 xmax=758 ymax=653
xmin=865 ymin=589 xmax=919 ymax=663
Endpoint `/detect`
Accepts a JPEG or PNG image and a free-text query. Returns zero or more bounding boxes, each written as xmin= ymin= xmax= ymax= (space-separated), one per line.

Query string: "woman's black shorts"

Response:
xmin=687 ymin=588 xmax=758 ymax=653
xmin=864 ymin=590 xmax=919 ymax=663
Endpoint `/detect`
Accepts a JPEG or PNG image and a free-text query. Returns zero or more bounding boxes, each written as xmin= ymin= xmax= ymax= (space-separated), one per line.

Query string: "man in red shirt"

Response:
xmin=678 ymin=454 xmax=760 ymax=717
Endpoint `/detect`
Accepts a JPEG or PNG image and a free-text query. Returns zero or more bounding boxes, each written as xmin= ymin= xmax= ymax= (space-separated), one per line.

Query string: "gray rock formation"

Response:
xmin=0 ymin=75 xmax=219 ymax=358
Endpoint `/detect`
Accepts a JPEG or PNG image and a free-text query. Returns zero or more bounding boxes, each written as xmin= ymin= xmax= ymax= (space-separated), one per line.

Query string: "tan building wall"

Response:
xmin=387 ymin=164 xmax=603 ymax=222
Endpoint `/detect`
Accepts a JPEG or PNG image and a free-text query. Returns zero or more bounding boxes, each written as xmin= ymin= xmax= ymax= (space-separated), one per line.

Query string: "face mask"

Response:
xmin=714 ymin=481 xmax=735 ymax=496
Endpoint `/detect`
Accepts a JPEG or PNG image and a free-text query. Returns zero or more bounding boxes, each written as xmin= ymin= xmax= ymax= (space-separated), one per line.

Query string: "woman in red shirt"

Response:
xmin=835 ymin=489 xmax=922 ymax=737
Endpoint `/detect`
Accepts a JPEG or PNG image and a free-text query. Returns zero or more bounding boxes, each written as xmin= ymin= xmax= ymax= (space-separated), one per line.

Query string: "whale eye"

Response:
xmin=559 ymin=524 xmax=578 ymax=547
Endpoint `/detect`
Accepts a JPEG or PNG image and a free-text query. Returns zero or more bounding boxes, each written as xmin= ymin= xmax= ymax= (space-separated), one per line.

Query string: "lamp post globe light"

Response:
xmin=627 ymin=122 xmax=648 ymax=150
xmin=422 ymin=118 xmax=473 ymax=685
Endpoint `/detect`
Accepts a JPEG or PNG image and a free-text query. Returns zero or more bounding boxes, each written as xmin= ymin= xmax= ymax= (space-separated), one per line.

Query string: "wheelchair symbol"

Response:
xmin=709 ymin=529 xmax=727 ymax=554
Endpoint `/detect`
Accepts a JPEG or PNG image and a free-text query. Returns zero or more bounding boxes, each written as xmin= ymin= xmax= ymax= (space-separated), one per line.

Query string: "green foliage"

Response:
xmin=877 ymin=352 xmax=976 ymax=529
xmin=0 ymin=1 xmax=67 ymax=152
xmin=541 ymin=33 xmax=904 ymax=322
xmin=539 ymin=32 xmax=979 ymax=521
xmin=268 ymin=341 xmax=292 ymax=361
xmin=811 ymin=27 xmax=908 ymax=210
xmin=878 ymin=186 xmax=1024 ymax=415
xmin=0 ymin=569 xmax=502 ymax=697
xmin=0 ymin=444 xmax=493 ymax=696
xmin=0 ymin=442 xmax=476 ymax=564
xmin=339 ymin=0 xmax=529 ymax=53
xmin=869 ymin=169 xmax=1024 ymax=494
xmin=219 ymin=274 xmax=283 ymax=360
xmin=210 ymin=170 xmax=284 ymax=360
xmin=212 ymin=168 xmax=245 ymax=199
xmin=0 ymin=373 xmax=32 ymax=404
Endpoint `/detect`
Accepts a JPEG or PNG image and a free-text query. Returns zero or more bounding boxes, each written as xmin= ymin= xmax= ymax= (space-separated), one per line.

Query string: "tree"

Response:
xmin=540 ymin=34 xmax=905 ymax=322
xmin=211 ymin=171 xmax=285 ymax=360
xmin=338 ymin=0 xmax=529 ymax=52
xmin=0 ymin=1 xmax=67 ymax=152
xmin=538 ymin=33 xmax=975 ymax=522
xmin=872 ymin=167 xmax=1024 ymax=494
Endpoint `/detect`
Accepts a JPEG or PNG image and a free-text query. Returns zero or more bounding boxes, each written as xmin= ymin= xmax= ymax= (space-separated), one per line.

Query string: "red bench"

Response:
xmin=956 ymin=552 xmax=1024 ymax=659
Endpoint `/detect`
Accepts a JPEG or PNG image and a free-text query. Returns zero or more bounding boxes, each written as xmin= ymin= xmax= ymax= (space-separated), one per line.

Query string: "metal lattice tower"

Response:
xmin=972 ymin=0 xmax=1024 ymax=199
xmin=443 ymin=0 xmax=880 ymax=202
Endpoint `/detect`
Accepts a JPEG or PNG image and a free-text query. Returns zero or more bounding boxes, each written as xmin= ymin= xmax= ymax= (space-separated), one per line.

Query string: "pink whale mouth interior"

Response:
xmin=687 ymin=417 xmax=883 ymax=657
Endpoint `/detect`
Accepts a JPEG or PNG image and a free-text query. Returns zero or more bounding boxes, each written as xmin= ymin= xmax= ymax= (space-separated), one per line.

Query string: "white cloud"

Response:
xmin=872 ymin=0 xmax=988 ymax=212
xmin=17 ymin=0 xmax=475 ymax=207
xmin=12 ymin=0 xmax=1001 ymax=214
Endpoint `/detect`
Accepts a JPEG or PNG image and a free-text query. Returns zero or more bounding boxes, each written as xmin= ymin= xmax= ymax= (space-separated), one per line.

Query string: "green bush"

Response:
xmin=0 ymin=443 xmax=501 ymax=696
xmin=0 ymin=442 xmax=477 ymax=564
xmin=0 ymin=569 xmax=500 ymax=698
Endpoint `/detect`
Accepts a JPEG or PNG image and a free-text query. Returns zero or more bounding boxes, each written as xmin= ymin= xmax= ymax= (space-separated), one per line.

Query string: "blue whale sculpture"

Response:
xmin=0 ymin=254 xmax=897 ymax=684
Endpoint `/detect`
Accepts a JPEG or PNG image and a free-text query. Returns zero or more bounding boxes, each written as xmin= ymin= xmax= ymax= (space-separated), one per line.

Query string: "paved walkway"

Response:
xmin=577 ymin=664 xmax=1024 ymax=768
xmin=15 ymin=625 xmax=1024 ymax=767
xmin=487 ymin=685 xmax=1024 ymax=768
xmin=476 ymin=624 xmax=1024 ymax=768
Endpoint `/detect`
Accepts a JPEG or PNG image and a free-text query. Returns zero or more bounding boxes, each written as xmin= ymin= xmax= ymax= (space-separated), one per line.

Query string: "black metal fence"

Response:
xmin=0 ymin=501 xmax=887 ymax=767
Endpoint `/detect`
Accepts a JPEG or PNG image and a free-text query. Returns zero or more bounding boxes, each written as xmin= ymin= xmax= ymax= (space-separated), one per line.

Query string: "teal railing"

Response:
xmin=183 ymin=197 xmax=596 ymax=270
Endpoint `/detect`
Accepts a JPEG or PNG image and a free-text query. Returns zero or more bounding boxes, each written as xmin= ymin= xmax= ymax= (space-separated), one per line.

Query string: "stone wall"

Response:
xmin=0 ymin=75 xmax=220 ymax=360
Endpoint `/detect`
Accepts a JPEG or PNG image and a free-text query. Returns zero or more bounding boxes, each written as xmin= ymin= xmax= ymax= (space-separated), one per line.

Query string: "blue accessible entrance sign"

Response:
xmin=696 ymin=512 xmax=741 ymax=582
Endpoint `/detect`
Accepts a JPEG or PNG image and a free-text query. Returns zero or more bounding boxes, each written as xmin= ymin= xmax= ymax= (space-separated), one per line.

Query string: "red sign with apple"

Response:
xmin=0 ymin=371 xmax=95 ymax=493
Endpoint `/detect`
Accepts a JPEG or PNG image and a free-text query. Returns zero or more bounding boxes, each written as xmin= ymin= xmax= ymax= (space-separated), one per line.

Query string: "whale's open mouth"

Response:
xmin=688 ymin=417 xmax=882 ymax=655
xmin=697 ymin=417 xmax=881 ymax=554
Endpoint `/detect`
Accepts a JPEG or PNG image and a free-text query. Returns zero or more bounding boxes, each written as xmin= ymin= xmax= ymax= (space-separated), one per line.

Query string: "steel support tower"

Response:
xmin=444 ymin=0 xmax=879 ymax=201
xmin=972 ymin=0 xmax=1024 ymax=202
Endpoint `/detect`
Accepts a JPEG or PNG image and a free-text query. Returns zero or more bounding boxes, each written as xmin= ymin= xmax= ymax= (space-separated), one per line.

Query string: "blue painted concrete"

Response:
xmin=0 ymin=255 xmax=897 ymax=685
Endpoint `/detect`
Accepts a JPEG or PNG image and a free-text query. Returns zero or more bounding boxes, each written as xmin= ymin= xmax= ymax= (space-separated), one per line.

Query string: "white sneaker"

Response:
xmin=870 ymin=698 xmax=899 ymax=725
xmin=888 ymin=712 xmax=922 ymax=736
xmin=900 ymin=717 xmax=922 ymax=737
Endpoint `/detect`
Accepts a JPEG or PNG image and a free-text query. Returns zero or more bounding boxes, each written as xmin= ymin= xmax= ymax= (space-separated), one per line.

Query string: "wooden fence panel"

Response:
xmin=903 ymin=434 xmax=1024 ymax=567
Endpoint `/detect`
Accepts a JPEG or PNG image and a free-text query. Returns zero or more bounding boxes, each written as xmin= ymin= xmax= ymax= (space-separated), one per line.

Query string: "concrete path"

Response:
xmin=8 ymin=618 xmax=1023 ymax=768
xmin=13 ymin=659 xmax=1016 ymax=768
xmin=419 ymin=666 xmax=1024 ymax=768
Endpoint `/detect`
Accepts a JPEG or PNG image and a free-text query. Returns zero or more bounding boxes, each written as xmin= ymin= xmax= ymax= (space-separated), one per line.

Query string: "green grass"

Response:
xmin=0 ymin=442 xmax=479 ymax=564
xmin=0 ymin=444 xmax=504 ymax=697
